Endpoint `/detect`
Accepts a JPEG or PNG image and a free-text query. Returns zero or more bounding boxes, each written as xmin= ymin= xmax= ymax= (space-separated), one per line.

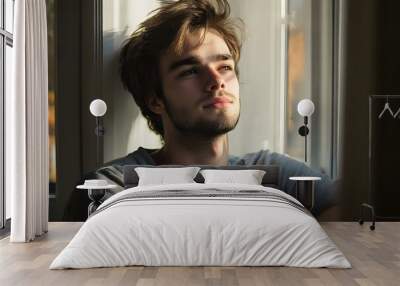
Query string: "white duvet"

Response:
xmin=50 ymin=183 xmax=351 ymax=269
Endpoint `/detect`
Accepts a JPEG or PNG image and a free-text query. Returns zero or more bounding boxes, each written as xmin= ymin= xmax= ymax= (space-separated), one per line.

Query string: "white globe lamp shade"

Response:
xmin=297 ymin=99 xmax=315 ymax=117
xmin=90 ymin=99 xmax=107 ymax=117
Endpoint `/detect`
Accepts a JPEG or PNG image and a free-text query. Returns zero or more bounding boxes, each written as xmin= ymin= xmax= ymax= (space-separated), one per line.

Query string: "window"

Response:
xmin=1 ymin=0 xmax=14 ymax=230
xmin=284 ymin=0 xmax=335 ymax=178
xmin=46 ymin=0 xmax=57 ymax=199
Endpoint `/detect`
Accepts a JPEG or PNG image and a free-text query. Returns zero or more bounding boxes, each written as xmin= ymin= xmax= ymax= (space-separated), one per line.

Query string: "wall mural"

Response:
xmin=48 ymin=0 xmax=344 ymax=221
xmin=73 ymin=0 xmax=339 ymax=221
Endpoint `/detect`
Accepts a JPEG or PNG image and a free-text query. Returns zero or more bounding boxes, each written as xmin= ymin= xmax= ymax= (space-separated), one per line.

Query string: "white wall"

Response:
xmin=102 ymin=0 xmax=283 ymax=161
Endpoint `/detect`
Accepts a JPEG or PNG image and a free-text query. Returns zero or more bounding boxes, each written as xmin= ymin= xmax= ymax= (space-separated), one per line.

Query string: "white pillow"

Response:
xmin=200 ymin=169 xmax=266 ymax=185
xmin=135 ymin=167 xmax=201 ymax=186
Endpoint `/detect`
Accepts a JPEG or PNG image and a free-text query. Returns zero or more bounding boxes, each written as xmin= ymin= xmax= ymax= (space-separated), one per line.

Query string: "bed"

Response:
xmin=50 ymin=165 xmax=350 ymax=269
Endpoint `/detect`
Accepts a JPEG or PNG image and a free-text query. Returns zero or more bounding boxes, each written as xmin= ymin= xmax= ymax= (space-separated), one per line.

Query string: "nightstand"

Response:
xmin=77 ymin=180 xmax=118 ymax=217
xmin=289 ymin=176 xmax=321 ymax=210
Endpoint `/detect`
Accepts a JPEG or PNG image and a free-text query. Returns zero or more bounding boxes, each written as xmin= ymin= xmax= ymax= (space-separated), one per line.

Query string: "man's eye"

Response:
xmin=220 ymin=65 xmax=233 ymax=71
xmin=179 ymin=68 xmax=198 ymax=77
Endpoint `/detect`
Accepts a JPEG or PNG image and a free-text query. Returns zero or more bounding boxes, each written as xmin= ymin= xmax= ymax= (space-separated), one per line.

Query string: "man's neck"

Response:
xmin=151 ymin=134 xmax=229 ymax=166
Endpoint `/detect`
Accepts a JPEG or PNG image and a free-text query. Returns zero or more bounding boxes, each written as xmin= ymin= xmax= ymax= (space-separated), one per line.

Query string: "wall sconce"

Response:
xmin=297 ymin=99 xmax=315 ymax=162
xmin=89 ymin=99 xmax=107 ymax=167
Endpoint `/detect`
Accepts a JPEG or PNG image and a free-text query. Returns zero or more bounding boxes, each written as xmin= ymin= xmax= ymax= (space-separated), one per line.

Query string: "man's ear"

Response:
xmin=146 ymin=94 xmax=165 ymax=115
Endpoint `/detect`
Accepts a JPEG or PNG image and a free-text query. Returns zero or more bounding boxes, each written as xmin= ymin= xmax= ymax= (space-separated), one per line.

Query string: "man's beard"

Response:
xmin=162 ymin=97 xmax=240 ymax=137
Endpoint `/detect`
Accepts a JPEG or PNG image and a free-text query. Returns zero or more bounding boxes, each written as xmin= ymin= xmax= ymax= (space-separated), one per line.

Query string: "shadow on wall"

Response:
xmin=102 ymin=29 xmax=162 ymax=164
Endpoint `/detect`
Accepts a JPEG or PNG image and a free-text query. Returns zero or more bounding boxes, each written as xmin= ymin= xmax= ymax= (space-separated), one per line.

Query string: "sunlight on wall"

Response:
xmin=228 ymin=0 xmax=282 ymax=156
xmin=127 ymin=115 xmax=162 ymax=153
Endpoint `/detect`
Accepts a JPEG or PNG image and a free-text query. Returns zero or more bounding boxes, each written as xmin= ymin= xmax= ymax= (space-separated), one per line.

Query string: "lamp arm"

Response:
xmin=95 ymin=117 xmax=105 ymax=136
xmin=305 ymin=116 xmax=309 ymax=162
xmin=94 ymin=116 xmax=105 ymax=168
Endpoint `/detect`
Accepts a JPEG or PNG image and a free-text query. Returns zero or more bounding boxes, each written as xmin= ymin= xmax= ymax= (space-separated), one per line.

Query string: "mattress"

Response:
xmin=50 ymin=183 xmax=351 ymax=269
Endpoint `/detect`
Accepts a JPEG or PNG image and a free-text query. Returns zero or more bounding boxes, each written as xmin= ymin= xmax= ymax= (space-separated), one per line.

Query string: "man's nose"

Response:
xmin=205 ymin=69 xmax=225 ymax=92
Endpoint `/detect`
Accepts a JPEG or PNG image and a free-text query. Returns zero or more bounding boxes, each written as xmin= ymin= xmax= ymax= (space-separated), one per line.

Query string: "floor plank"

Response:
xmin=0 ymin=222 xmax=399 ymax=286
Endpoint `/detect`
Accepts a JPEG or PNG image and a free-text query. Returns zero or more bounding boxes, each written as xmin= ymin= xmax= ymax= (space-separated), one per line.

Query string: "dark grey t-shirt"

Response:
xmin=91 ymin=147 xmax=337 ymax=215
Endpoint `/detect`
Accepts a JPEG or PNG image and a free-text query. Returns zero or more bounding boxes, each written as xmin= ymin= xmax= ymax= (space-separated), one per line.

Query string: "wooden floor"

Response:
xmin=0 ymin=222 xmax=399 ymax=286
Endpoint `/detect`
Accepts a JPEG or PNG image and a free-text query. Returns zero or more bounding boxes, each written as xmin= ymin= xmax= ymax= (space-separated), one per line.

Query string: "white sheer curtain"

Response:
xmin=7 ymin=0 xmax=49 ymax=242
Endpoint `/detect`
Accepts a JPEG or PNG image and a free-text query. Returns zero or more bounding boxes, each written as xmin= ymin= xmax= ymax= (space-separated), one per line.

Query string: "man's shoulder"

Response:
xmin=103 ymin=147 xmax=310 ymax=171
xmin=230 ymin=149 xmax=329 ymax=178
xmin=105 ymin=146 xmax=157 ymax=167
xmin=229 ymin=149 xmax=290 ymax=166
xmin=83 ymin=147 xmax=158 ymax=186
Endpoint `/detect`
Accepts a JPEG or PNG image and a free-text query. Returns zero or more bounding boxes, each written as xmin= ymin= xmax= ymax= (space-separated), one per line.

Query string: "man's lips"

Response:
xmin=203 ymin=97 xmax=233 ymax=108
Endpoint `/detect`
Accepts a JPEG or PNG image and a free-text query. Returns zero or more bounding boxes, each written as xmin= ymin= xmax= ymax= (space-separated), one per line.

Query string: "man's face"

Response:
xmin=157 ymin=29 xmax=240 ymax=137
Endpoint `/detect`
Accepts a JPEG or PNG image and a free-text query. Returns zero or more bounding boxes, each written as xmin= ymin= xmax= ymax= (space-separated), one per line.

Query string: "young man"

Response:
xmin=81 ymin=0 xmax=337 ymax=219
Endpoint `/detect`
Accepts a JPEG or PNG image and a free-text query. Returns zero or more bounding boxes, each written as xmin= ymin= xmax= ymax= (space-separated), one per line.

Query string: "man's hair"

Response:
xmin=120 ymin=0 xmax=243 ymax=140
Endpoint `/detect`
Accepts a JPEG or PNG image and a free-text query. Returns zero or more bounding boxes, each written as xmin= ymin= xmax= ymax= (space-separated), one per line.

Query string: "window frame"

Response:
xmin=1 ymin=0 xmax=14 ymax=231
xmin=283 ymin=0 xmax=338 ymax=179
